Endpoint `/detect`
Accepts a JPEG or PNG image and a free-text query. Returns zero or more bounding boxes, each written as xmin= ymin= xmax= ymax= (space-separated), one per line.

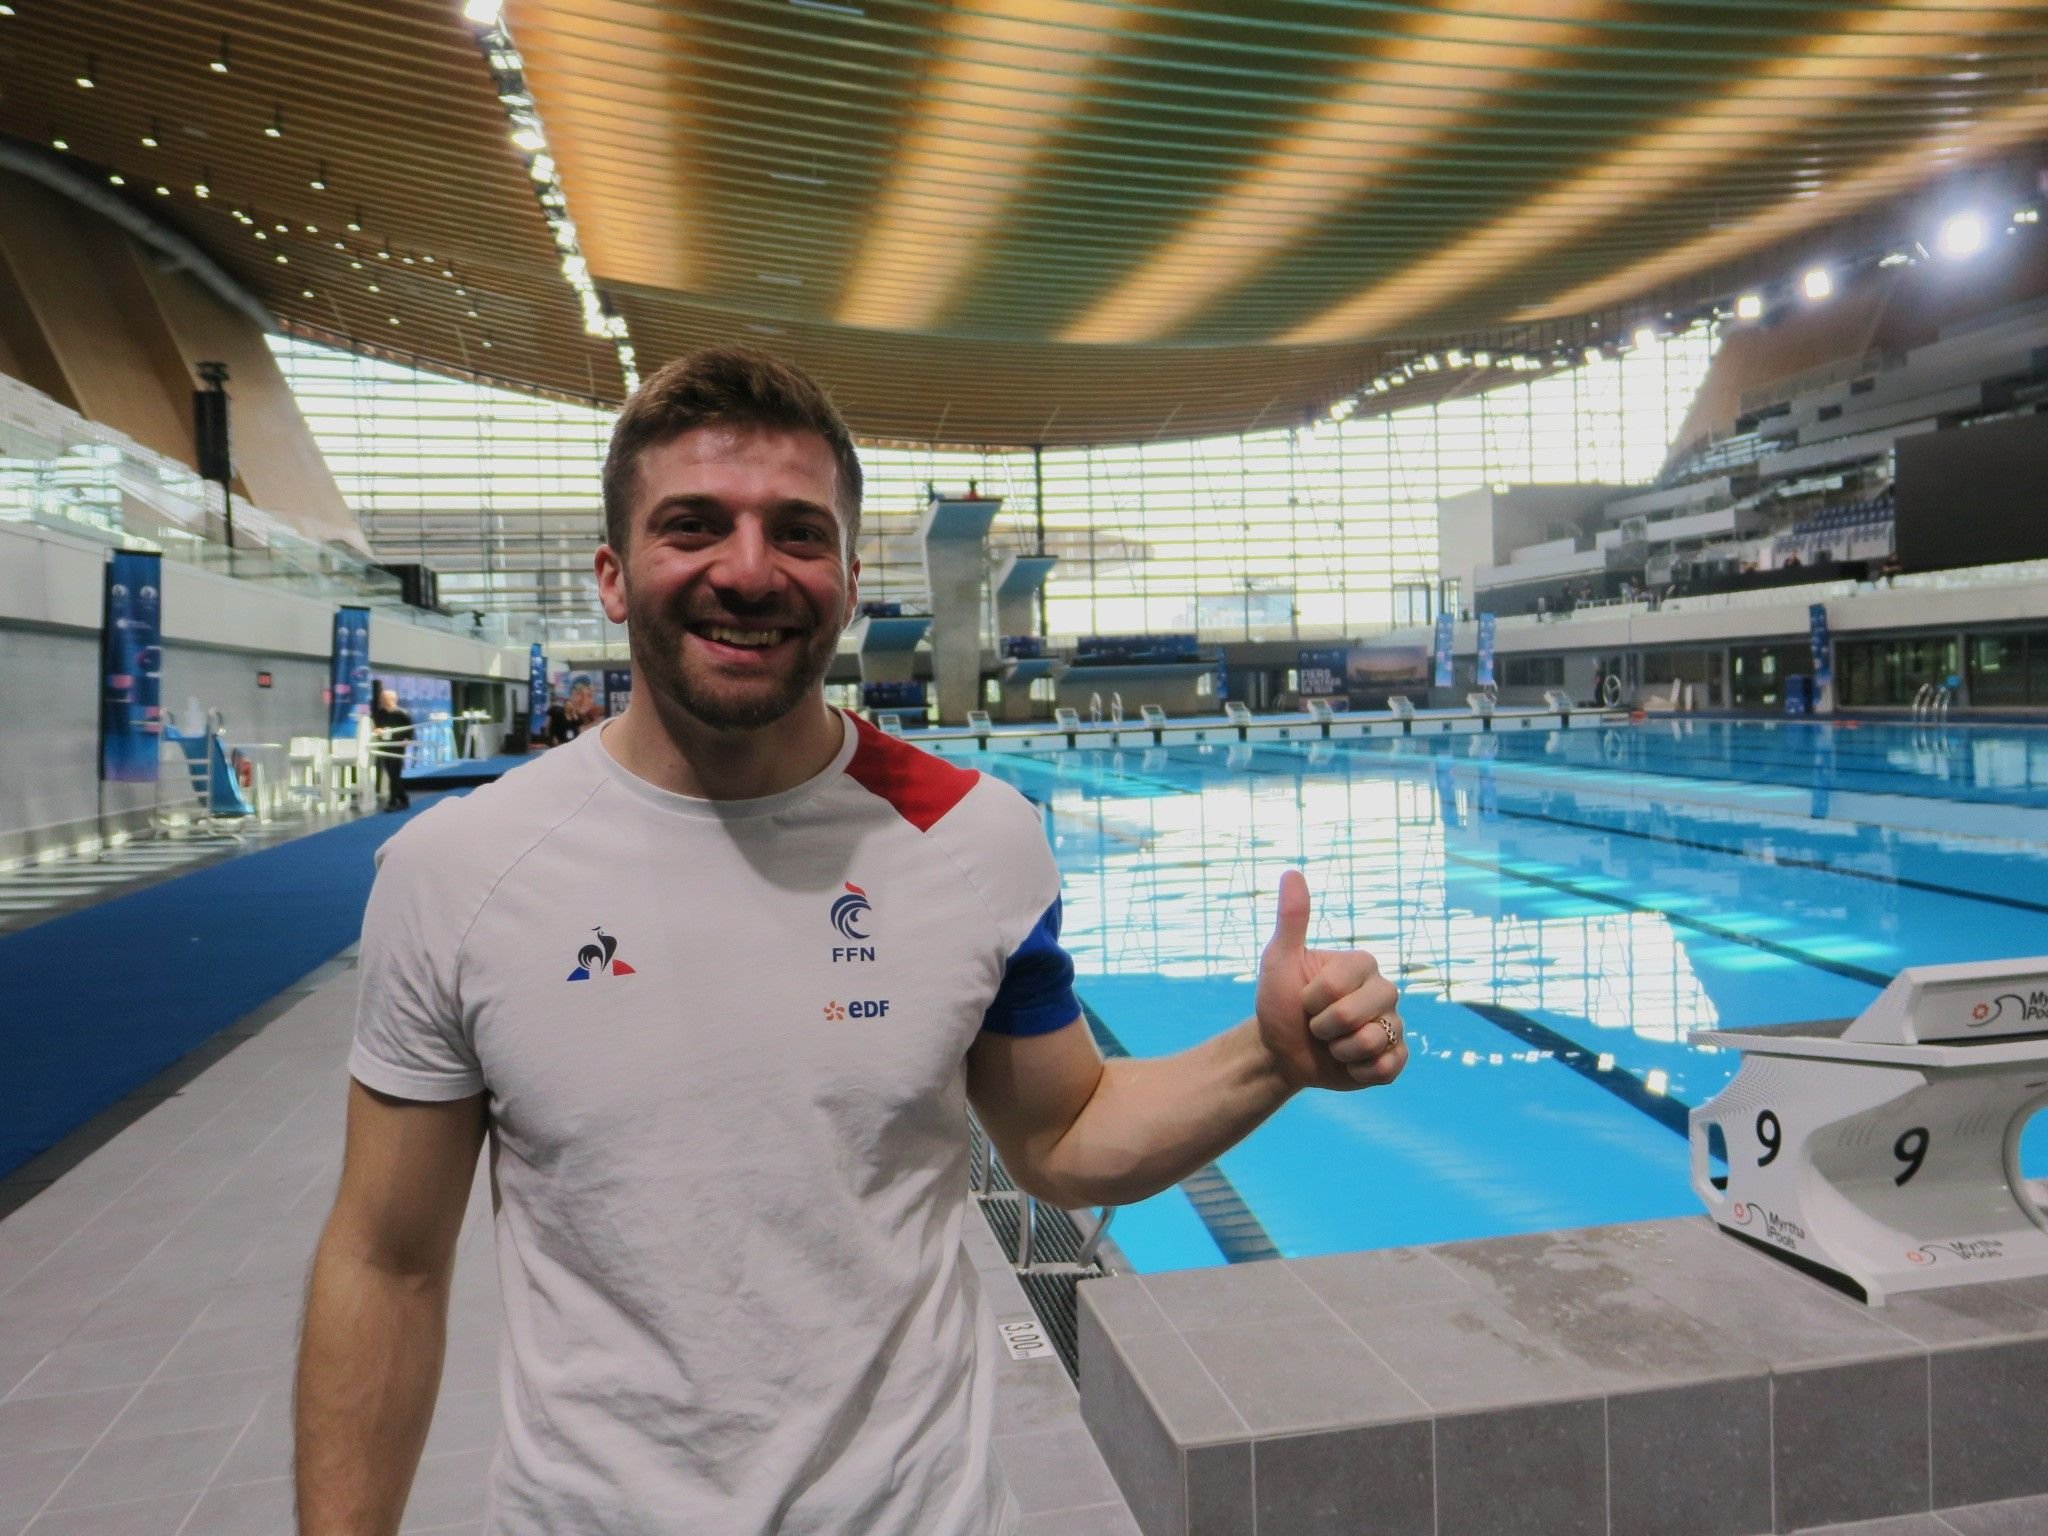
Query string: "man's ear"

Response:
xmin=595 ymin=543 xmax=629 ymax=626
xmin=845 ymin=555 xmax=861 ymax=628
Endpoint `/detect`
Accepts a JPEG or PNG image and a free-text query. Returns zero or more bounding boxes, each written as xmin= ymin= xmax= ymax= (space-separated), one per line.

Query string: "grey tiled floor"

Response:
xmin=0 ymin=952 xmax=1137 ymax=1535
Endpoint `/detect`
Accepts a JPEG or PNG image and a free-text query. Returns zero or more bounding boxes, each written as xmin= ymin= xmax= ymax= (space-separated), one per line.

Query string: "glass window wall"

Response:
xmin=272 ymin=327 xmax=1715 ymax=643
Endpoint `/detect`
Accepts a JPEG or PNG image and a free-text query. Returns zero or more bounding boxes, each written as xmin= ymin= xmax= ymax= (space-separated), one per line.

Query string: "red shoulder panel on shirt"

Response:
xmin=845 ymin=713 xmax=980 ymax=832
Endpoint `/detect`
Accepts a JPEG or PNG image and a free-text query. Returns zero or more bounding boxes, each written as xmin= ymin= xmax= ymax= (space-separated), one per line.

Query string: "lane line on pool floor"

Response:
xmin=1459 ymin=1001 xmax=1693 ymax=1139
xmin=1490 ymin=804 xmax=2048 ymax=919
xmin=1438 ymin=847 xmax=1894 ymax=989
xmin=1079 ymin=996 xmax=1282 ymax=1265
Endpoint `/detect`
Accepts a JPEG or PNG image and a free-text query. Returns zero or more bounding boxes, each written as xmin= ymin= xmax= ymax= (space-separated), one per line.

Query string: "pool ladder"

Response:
xmin=968 ymin=1115 xmax=1115 ymax=1272
xmin=1910 ymin=680 xmax=1954 ymax=724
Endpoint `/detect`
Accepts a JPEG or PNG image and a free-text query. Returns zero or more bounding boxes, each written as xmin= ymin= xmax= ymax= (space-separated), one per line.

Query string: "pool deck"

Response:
xmin=0 ymin=957 xmax=1139 ymax=1535
xmin=1078 ymin=1216 xmax=2048 ymax=1535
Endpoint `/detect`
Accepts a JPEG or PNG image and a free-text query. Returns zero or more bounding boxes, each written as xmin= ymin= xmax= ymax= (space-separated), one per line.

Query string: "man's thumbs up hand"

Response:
xmin=1254 ymin=870 xmax=1406 ymax=1094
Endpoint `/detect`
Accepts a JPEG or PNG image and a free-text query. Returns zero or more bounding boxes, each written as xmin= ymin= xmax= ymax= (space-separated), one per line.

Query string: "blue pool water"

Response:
xmin=983 ymin=720 xmax=2048 ymax=1273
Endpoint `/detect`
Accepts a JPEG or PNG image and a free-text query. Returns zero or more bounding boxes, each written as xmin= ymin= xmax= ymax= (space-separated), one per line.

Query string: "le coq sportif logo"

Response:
xmin=567 ymin=926 xmax=636 ymax=981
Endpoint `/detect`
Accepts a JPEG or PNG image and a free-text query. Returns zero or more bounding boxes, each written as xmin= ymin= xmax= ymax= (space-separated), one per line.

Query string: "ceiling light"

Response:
xmin=309 ymin=161 xmax=328 ymax=191
xmin=265 ymin=106 xmax=284 ymax=139
xmin=51 ymin=134 xmax=68 ymax=151
xmin=142 ymin=119 xmax=160 ymax=148
xmin=108 ymin=174 xmax=125 ymax=186
xmin=76 ymin=55 xmax=96 ymax=88
xmin=510 ymin=127 xmax=545 ymax=153
xmin=210 ymin=36 xmax=230 ymax=73
xmin=367 ymin=283 xmax=380 ymax=292
xmin=1937 ymin=211 xmax=1986 ymax=259
xmin=1735 ymin=293 xmax=1763 ymax=320
xmin=349 ymin=260 xmax=362 ymax=270
xmin=274 ymin=222 xmax=288 ymax=233
xmin=194 ymin=177 xmax=210 ymax=198
xmin=388 ymin=316 xmax=401 ymax=326
xmin=274 ymin=254 xmax=288 ymax=264
xmin=155 ymin=185 xmax=171 ymax=197
xmin=253 ymin=229 xmax=266 ymax=239
xmin=481 ymin=335 xmax=493 ymax=348
xmin=1802 ymin=267 xmax=1833 ymax=301
xmin=347 ymin=206 xmax=363 ymax=232
xmin=1633 ymin=326 xmax=1658 ymax=350
xmin=301 ymin=288 xmax=314 ymax=298
xmin=463 ymin=0 xmax=504 ymax=21
xmin=1583 ymin=347 xmax=1601 ymax=366
xmin=0 ymin=6 xmax=17 ymax=15
xmin=304 ymin=224 xmax=317 ymax=234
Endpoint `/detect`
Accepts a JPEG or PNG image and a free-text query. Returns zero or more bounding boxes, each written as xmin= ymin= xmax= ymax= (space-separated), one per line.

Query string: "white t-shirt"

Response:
xmin=348 ymin=712 xmax=1079 ymax=1535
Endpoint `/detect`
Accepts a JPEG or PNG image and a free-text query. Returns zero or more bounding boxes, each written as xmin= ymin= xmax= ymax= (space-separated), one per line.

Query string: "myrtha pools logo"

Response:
xmin=1970 ymin=991 xmax=2048 ymax=1027
xmin=567 ymin=926 xmax=636 ymax=981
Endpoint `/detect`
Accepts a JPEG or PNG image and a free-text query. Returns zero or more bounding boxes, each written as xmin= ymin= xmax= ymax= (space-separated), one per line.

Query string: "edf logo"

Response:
xmin=824 ymin=999 xmax=891 ymax=1020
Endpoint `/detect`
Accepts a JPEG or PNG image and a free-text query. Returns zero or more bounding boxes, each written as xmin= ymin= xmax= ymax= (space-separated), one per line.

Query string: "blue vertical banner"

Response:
xmin=328 ymin=607 xmax=371 ymax=737
xmin=1807 ymin=602 xmax=1832 ymax=689
xmin=603 ymin=668 xmax=633 ymax=717
xmin=1432 ymin=612 xmax=1455 ymax=689
xmin=99 ymin=550 xmax=163 ymax=782
xmin=1476 ymin=612 xmax=1497 ymax=689
xmin=1214 ymin=650 xmax=1229 ymax=704
xmin=528 ymin=643 xmax=548 ymax=738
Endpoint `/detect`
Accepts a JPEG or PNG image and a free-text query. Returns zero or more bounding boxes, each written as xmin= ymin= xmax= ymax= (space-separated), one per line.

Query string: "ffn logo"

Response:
xmin=831 ymin=881 xmax=876 ymax=963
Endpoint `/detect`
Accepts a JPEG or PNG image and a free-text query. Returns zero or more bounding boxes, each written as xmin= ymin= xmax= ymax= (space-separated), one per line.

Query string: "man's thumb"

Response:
xmin=1268 ymin=870 xmax=1310 ymax=958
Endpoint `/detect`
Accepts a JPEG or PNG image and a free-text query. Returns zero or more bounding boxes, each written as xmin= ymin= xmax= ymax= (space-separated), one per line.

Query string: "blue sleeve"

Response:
xmin=980 ymin=896 xmax=1081 ymax=1037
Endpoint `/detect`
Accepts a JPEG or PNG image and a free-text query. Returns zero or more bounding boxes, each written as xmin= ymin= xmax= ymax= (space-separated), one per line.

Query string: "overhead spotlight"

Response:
xmin=347 ymin=205 xmax=364 ymax=232
xmin=1937 ymin=211 xmax=1986 ymax=259
xmin=388 ymin=316 xmax=401 ymax=326
xmin=265 ymin=105 xmax=284 ymax=139
xmin=367 ymin=282 xmax=380 ymax=292
xmin=300 ymin=288 xmax=315 ymax=298
xmin=274 ymin=253 xmax=288 ymax=264
xmin=463 ymin=0 xmax=504 ymax=21
xmin=510 ymin=127 xmax=546 ymax=152
xmin=51 ymin=133 xmax=68 ymax=151
xmin=309 ymin=161 xmax=328 ymax=191
xmin=142 ymin=119 xmax=161 ymax=148
xmin=194 ymin=170 xmax=211 ymax=198
xmin=1802 ymin=268 xmax=1833 ymax=301
xmin=0 ymin=6 xmax=17 ymax=15
xmin=1632 ymin=326 xmax=1658 ymax=351
xmin=108 ymin=173 xmax=126 ymax=186
xmin=76 ymin=54 xmax=96 ymax=88
xmin=211 ymin=36 xmax=230 ymax=73
xmin=155 ymin=184 xmax=171 ymax=197
xmin=273 ymin=222 xmax=288 ymax=233
xmin=1735 ymin=293 xmax=1763 ymax=321
xmin=1472 ymin=350 xmax=1491 ymax=367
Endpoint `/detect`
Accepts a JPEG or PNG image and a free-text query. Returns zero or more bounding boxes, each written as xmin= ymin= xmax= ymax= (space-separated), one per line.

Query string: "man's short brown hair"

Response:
xmin=601 ymin=347 xmax=863 ymax=556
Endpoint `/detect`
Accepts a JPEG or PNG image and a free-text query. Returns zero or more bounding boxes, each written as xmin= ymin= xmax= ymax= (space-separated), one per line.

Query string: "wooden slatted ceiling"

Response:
xmin=7 ymin=0 xmax=2047 ymax=447
xmin=0 ymin=0 xmax=620 ymax=402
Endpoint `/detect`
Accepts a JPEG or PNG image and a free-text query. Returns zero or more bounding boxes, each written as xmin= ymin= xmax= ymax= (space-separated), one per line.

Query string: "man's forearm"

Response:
xmin=1029 ymin=1018 xmax=1292 ymax=1208
xmin=295 ymin=1235 xmax=451 ymax=1536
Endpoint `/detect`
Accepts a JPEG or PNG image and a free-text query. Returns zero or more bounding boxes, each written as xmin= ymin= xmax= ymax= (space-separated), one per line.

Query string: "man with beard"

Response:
xmin=297 ymin=349 xmax=1407 ymax=1535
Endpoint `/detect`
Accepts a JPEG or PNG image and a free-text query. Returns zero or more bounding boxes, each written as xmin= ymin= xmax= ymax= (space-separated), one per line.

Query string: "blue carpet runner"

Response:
xmin=0 ymin=800 xmax=448 ymax=1179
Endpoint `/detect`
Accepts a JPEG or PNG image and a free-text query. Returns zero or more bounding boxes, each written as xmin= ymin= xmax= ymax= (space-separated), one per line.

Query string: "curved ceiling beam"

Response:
xmin=1530 ymin=89 xmax=2048 ymax=319
xmin=834 ymin=0 xmax=1150 ymax=332
xmin=1281 ymin=0 xmax=2039 ymax=346
xmin=0 ymin=133 xmax=276 ymax=335
xmin=1058 ymin=0 xmax=1613 ymax=345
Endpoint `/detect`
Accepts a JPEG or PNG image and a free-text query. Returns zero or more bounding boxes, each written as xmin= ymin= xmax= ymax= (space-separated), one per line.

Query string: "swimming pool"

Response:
xmin=983 ymin=719 xmax=2048 ymax=1273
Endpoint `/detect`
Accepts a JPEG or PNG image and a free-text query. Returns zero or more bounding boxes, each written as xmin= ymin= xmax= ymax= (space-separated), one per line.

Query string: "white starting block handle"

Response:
xmin=1691 ymin=1056 xmax=2048 ymax=1303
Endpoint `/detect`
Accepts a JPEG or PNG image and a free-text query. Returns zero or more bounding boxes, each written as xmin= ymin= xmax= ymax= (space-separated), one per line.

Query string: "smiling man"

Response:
xmin=295 ymin=348 xmax=1408 ymax=1536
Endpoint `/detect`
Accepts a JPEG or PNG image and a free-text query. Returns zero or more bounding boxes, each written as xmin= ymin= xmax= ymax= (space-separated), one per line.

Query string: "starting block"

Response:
xmin=1691 ymin=958 xmax=2048 ymax=1303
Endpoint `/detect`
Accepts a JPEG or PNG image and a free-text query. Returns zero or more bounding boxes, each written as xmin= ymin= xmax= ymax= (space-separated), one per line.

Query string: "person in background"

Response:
xmin=369 ymin=686 xmax=413 ymax=812
xmin=566 ymin=681 xmax=604 ymax=735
